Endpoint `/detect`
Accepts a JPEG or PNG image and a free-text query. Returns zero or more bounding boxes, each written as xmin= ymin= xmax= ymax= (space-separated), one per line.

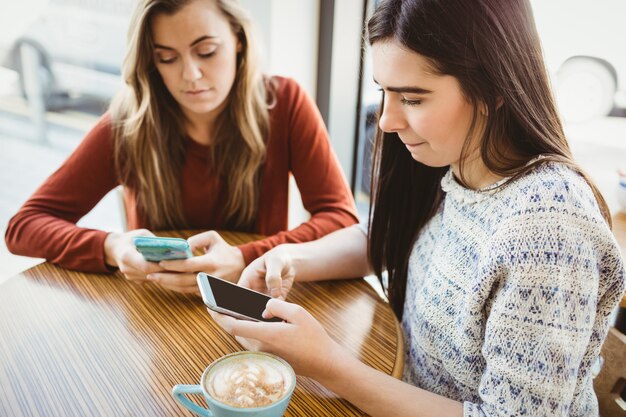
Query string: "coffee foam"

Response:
xmin=206 ymin=355 xmax=293 ymax=408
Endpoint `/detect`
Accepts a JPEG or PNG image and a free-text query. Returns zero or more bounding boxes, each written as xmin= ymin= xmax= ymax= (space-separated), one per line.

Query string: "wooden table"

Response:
xmin=0 ymin=231 xmax=403 ymax=416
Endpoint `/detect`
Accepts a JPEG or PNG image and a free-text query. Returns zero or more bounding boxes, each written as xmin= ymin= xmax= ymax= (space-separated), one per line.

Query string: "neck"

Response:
xmin=184 ymin=111 xmax=216 ymax=146
xmin=182 ymin=94 xmax=232 ymax=145
xmin=451 ymin=155 xmax=502 ymax=190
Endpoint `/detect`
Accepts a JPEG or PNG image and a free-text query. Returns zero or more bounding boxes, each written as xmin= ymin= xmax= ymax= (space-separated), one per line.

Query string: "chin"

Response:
xmin=410 ymin=154 xmax=448 ymax=168
xmin=409 ymin=153 xmax=428 ymax=164
xmin=183 ymin=102 xmax=221 ymax=115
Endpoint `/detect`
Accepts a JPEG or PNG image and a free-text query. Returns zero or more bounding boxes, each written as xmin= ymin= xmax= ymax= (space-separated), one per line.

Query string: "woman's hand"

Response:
xmin=153 ymin=231 xmax=245 ymax=294
xmin=104 ymin=229 xmax=165 ymax=282
xmin=238 ymin=245 xmax=295 ymax=299
xmin=209 ymin=299 xmax=343 ymax=380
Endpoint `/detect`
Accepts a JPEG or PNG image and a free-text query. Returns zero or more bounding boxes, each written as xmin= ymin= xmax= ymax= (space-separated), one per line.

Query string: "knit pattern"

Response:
xmin=402 ymin=162 xmax=625 ymax=417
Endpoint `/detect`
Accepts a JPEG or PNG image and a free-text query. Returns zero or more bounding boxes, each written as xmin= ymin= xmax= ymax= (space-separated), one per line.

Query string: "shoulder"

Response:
xmin=487 ymin=161 xmax=617 ymax=257
xmin=488 ymin=161 xmax=621 ymax=268
xmin=488 ymin=162 xmax=625 ymax=321
xmin=504 ymin=161 xmax=604 ymax=222
xmin=90 ymin=112 xmax=114 ymax=136
xmin=81 ymin=112 xmax=115 ymax=150
xmin=266 ymin=75 xmax=325 ymax=137
xmin=268 ymin=75 xmax=301 ymax=97
xmin=267 ymin=75 xmax=313 ymax=110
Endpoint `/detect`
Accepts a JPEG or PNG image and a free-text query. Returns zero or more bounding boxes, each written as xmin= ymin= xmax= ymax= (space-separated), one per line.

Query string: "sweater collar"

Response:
xmin=185 ymin=136 xmax=211 ymax=158
xmin=440 ymin=168 xmax=508 ymax=205
xmin=440 ymin=155 xmax=548 ymax=204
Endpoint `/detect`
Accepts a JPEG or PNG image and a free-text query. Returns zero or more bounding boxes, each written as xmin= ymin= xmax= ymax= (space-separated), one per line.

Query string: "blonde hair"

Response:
xmin=110 ymin=0 xmax=271 ymax=230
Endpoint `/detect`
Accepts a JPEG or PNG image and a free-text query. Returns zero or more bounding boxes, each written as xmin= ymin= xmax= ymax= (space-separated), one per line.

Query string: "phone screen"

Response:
xmin=198 ymin=273 xmax=282 ymax=322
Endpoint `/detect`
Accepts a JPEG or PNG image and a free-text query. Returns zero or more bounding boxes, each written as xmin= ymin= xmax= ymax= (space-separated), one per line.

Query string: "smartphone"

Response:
xmin=133 ymin=236 xmax=192 ymax=262
xmin=196 ymin=272 xmax=282 ymax=322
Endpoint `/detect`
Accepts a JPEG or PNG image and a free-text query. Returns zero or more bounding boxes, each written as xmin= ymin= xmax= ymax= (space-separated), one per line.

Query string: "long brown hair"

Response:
xmin=367 ymin=0 xmax=610 ymax=319
xmin=109 ymin=0 xmax=271 ymax=230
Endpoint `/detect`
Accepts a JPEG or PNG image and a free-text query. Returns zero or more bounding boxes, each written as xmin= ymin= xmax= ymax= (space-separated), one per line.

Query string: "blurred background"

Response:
xmin=1 ymin=0 xmax=626 ymax=279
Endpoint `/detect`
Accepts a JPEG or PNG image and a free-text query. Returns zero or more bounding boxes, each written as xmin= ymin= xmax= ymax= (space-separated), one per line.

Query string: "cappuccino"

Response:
xmin=205 ymin=353 xmax=294 ymax=408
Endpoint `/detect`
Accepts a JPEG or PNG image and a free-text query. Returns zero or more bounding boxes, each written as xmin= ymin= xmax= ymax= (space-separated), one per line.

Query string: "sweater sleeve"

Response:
xmin=237 ymin=78 xmax=359 ymax=263
xmin=463 ymin=180 xmax=625 ymax=417
xmin=4 ymin=114 xmax=121 ymax=273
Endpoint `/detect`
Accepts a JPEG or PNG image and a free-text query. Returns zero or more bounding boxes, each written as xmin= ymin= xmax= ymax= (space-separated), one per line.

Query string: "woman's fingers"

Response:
xmin=242 ymin=253 xmax=291 ymax=298
xmin=161 ymin=232 xmax=243 ymax=284
xmin=147 ymin=272 xmax=198 ymax=293
xmin=187 ymin=230 xmax=223 ymax=252
xmin=209 ymin=310 xmax=240 ymax=334
xmin=263 ymin=298 xmax=305 ymax=321
xmin=119 ymin=255 xmax=165 ymax=282
xmin=159 ymin=255 xmax=216 ymax=273
xmin=234 ymin=335 xmax=262 ymax=351
xmin=209 ymin=308 xmax=287 ymax=341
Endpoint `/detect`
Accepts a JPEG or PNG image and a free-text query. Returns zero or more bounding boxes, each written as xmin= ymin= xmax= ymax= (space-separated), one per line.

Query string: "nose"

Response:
xmin=378 ymin=99 xmax=407 ymax=133
xmin=182 ymin=57 xmax=202 ymax=82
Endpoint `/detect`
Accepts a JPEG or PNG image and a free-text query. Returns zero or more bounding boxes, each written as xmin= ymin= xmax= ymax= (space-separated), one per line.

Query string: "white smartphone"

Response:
xmin=196 ymin=272 xmax=282 ymax=322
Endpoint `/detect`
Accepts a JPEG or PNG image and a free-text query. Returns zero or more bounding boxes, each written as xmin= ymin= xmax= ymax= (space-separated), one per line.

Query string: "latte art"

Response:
xmin=206 ymin=355 xmax=293 ymax=408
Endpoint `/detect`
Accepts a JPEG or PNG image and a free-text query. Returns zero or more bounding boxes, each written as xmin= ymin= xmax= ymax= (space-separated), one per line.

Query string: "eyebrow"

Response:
xmin=154 ymin=35 xmax=216 ymax=50
xmin=373 ymin=78 xmax=433 ymax=94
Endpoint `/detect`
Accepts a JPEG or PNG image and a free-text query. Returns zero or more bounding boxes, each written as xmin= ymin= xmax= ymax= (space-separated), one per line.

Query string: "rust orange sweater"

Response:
xmin=5 ymin=77 xmax=358 ymax=272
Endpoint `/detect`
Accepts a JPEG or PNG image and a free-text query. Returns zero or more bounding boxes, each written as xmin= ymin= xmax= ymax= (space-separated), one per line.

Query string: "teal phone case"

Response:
xmin=133 ymin=237 xmax=192 ymax=262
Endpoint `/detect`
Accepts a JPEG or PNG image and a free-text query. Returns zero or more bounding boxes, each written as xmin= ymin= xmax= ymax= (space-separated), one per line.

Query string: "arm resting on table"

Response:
xmin=283 ymin=225 xmax=372 ymax=282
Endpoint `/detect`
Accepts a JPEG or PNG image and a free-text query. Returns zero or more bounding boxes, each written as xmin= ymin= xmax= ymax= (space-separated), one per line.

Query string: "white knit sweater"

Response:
xmin=402 ymin=162 xmax=625 ymax=416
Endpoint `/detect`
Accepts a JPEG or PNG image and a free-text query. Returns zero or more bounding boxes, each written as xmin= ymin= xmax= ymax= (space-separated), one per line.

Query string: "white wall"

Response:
xmin=241 ymin=0 xmax=319 ymax=98
xmin=242 ymin=0 xmax=365 ymax=183
xmin=241 ymin=0 xmax=366 ymax=227
xmin=326 ymin=0 xmax=365 ymax=185
xmin=241 ymin=0 xmax=320 ymax=228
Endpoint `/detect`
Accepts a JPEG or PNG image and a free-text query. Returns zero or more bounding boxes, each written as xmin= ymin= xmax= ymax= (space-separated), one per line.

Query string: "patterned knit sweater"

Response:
xmin=402 ymin=162 xmax=625 ymax=417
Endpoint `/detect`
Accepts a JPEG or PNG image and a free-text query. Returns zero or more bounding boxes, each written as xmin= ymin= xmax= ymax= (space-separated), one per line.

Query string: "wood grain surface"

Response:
xmin=593 ymin=327 xmax=626 ymax=417
xmin=0 ymin=231 xmax=403 ymax=416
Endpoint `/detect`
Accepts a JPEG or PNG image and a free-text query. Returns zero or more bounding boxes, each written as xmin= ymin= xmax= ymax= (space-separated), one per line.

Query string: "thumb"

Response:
xmin=263 ymin=299 xmax=303 ymax=322
xmin=187 ymin=230 xmax=223 ymax=252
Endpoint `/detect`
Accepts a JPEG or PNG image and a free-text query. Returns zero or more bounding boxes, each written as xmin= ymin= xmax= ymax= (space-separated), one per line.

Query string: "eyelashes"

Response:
xmin=378 ymin=89 xmax=422 ymax=106
xmin=401 ymin=98 xmax=422 ymax=106
xmin=158 ymin=57 xmax=176 ymax=64
xmin=156 ymin=50 xmax=217 ymax=65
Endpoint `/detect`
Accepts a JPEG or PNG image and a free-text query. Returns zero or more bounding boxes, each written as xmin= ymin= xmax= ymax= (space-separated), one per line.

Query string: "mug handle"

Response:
xmin=172 ymin=384 xmax=212 ymax=417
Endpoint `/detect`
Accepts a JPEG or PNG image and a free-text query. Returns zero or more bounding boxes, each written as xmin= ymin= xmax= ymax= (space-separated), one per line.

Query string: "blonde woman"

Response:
xmin=5 ymin=0 xmax=358 ymax=293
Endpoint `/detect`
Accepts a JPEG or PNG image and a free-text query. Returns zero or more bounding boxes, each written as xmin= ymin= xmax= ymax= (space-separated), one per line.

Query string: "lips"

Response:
xmin=398 ymin=134 xmax=425 ymax=148
xmin=185 ymin=89 xmax=209 ymax=95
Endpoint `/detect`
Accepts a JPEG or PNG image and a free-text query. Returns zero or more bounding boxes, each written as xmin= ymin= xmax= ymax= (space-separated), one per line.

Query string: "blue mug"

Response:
xmin=172 ymin=351 xmax=296 ymax=417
